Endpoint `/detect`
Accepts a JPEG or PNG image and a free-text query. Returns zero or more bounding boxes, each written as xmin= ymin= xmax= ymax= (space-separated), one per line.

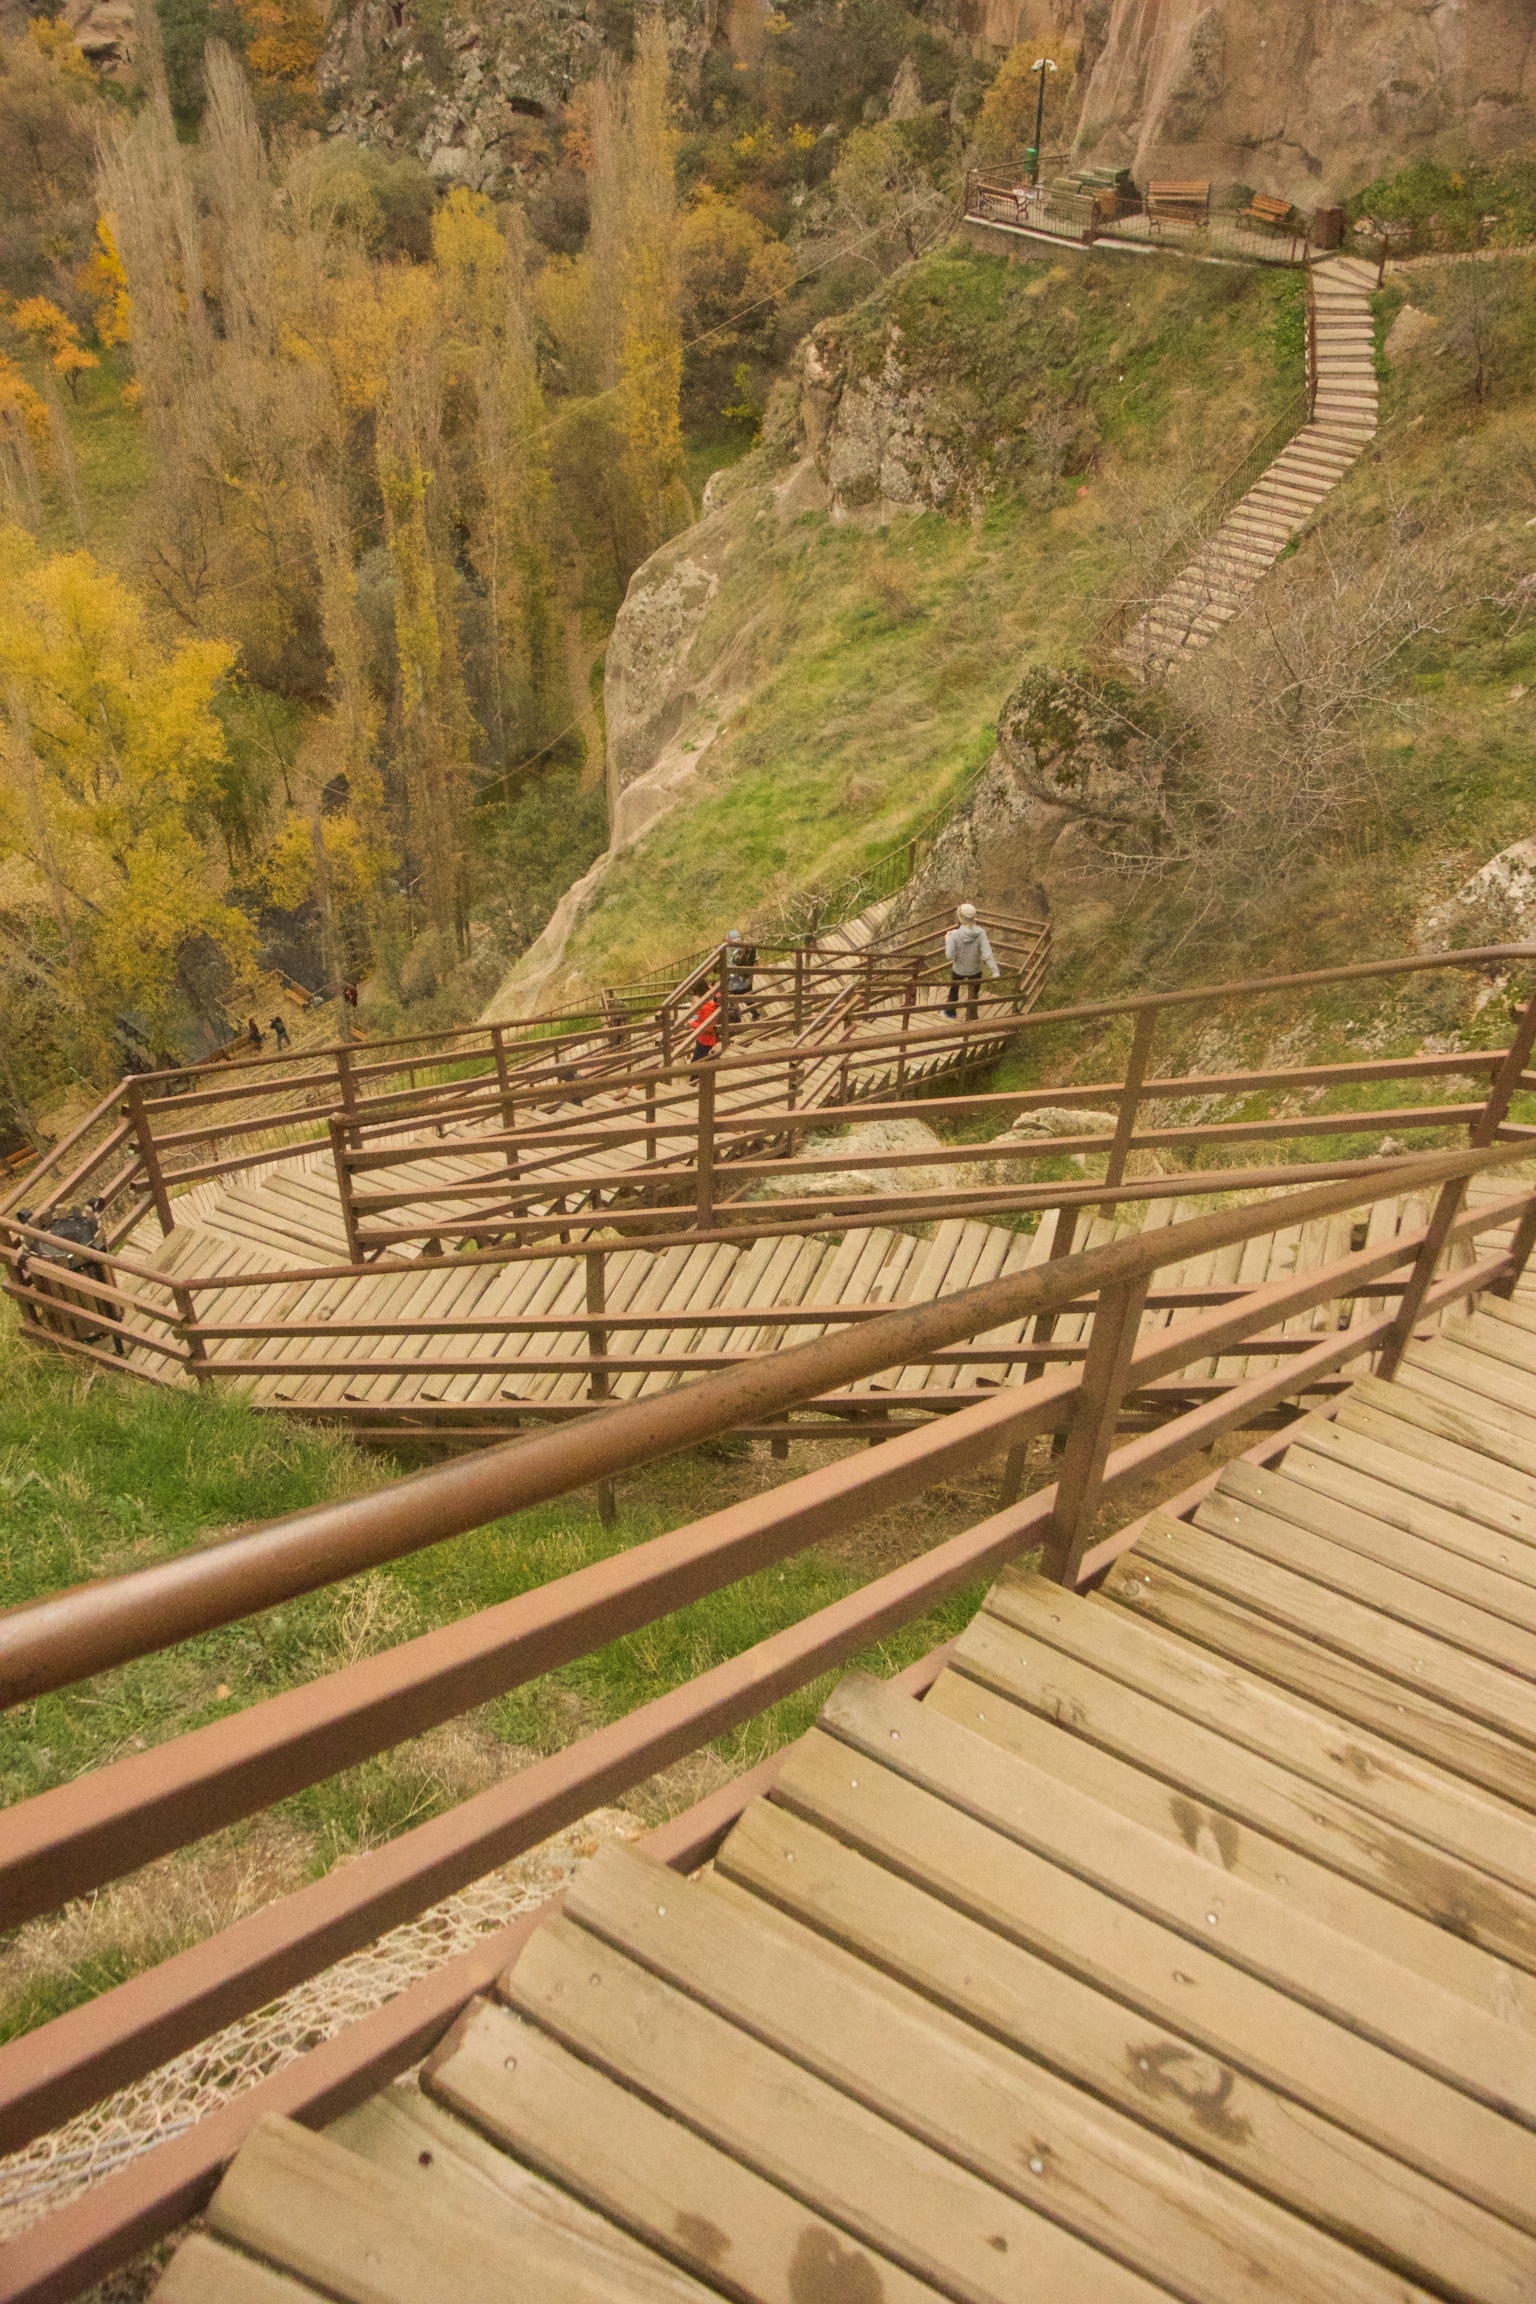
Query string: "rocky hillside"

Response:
xmin=490 ymin=232 xmax=1536 ymax=1020
xmin=488 ymin=240 xmax=1309 ymax=1010
xmin=315 ymin=0 xmax=1534 ymax=212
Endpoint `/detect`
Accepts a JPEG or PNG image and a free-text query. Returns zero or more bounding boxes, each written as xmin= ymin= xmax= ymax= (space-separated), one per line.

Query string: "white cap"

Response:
xmin=958 ymin=903 xmax=977 ymax=921
xmin=727 ymin=928 xmax=742 ymax=942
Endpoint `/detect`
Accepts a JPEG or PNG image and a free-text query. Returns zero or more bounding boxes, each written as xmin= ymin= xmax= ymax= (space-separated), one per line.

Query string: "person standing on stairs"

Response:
xmin=726 ymin=928 xmax=760 ymax=1022
xmin=944 ymin=903 xmax=1000 ymax=1020
xmin=689 ymin=987 xmax=721 ymax=1062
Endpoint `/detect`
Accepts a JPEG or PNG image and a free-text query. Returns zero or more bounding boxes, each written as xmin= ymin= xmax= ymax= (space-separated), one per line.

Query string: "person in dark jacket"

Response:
xmin=269 ymin=1014 xmax=291 ymax=1051
xmin=725 ymin=928 xmax=760 ymax=1021
xmin=246 ymin=1017 xmax=264 ymax=1054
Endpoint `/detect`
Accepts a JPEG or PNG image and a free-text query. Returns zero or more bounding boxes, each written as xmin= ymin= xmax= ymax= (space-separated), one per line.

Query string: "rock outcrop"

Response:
xmin=1417 ymin=840 xmax=1536 ymax=954
xmin=316 ymin=0 xmax=1534 ymax=209
xmin=318 ymin=0 xmax=708 ymax=190
xmin=800 ymin=323 xmax=977 ymax=523
xmin=1060 ymin=0 xmax=1535 ymax=211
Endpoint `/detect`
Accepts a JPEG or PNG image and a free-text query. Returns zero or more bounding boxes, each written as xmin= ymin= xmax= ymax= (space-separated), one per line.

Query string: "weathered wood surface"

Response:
xmin=159 ymin=1285 xmax=1536 ymax=2303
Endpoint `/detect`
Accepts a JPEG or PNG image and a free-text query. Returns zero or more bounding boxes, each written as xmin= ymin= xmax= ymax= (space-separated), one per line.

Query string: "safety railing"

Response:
xmin=964 ymin=170 xmax=1314 ymax=268
xmin=3 ymin=940 xmax=1532 ymax=1439
xmin=3 ymin=1114 xmax=1534 ymax=2304
xmin=0 ymin=940 xmax=735 ymax=1255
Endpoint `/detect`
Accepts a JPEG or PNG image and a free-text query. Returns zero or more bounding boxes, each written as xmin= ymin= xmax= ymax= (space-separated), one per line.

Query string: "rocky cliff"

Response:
xmin=316 ymin=0 xmax=1533 ymax=207
xmin=983 ymin=0 xmax=1534 ymax=208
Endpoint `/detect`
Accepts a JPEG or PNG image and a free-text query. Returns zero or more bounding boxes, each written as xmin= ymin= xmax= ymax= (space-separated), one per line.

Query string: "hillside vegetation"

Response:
xmin=532 ymin=240 xmax=1306 ymax=990
xmin=525 ymin=232 xmax=1535 ymax=1022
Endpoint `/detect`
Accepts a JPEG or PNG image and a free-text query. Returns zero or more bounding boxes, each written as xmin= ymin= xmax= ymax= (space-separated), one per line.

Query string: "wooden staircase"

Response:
xmin=159 ymin=1232 xmax=1536 ymax=2304
xmin=1121 ymin=254 xmax=1380 ymax=671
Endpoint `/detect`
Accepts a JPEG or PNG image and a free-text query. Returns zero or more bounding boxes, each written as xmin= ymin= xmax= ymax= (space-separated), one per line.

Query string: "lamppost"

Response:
xmin=1029 ymin=56 xmax=1057 ymax=185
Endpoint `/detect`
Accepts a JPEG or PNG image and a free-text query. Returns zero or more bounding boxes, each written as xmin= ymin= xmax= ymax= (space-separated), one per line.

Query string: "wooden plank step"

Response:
xmin=201 ymin=2111 xmax=643 ymax=2304
xmin=1270 ymin=1424 xmax=1536 ymax=1585
xmin=425 ymin=1999 xmax=945 ymax=2304
xmin=988 ymin=1564 xmax=1536 ymax=1908
xmin=771 ymin=1695 xmax=1536 ymax=2274
xmin=497 ymin=1917 xmax=1163 ymax=2302
xmin=931 ymin=1634 xmax=1536 ymax=2004
xmin=1103 ymin=1527 xmax=1536 ymax=1810
xmin=718 ymin=1789 xmax=1536 ymax=2303
xmin=326 ymin=2084 xmax=707 ymax=2303
xmin=1194 ymin=1471 xmax=1536 ymax=1663
xmin=565 ymin=1839 xmax=1427 ymax=2304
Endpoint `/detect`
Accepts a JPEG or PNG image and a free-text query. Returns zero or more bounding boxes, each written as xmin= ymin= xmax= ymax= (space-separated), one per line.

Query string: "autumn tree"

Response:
xmin=0 ymin=528 xmax=251 ymax=1069
xmin=0 ymin=22 xmax=104 ymax=299
xmin=586 ymin=18 xmax=686 ymax=544
xmin=433 ymin=188 xmax=559 ymax=779
xmin=8 ymin=298 xmax=100 ymax=397
xmin=0 ymin=357 xmax=49 ymax=525
xmin=677 ymin=190 xmax=794 ymax=416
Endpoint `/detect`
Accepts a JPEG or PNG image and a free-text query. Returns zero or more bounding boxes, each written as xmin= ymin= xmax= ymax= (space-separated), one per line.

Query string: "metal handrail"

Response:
xmin=0 ymin=1147 xmax=1529 ymax=2205
xmin=3 ymin=1131 xmax=1527 ymax=1711
xmin=2 ymin=1112 xmax=1533 ymax=2302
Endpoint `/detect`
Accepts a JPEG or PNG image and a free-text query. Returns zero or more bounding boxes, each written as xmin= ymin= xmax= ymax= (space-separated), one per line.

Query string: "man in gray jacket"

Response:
xmin=943 ymin=902 xmax=1000 ymax=1019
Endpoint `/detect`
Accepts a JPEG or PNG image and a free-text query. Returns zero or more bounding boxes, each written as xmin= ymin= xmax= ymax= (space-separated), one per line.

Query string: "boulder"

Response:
xmin=1417 ymin=840 xmax=1536 ymax=954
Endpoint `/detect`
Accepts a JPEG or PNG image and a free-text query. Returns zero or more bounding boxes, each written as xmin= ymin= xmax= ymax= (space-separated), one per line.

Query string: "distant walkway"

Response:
xmin=1120 ymin=254 xmax=1380 ymax=671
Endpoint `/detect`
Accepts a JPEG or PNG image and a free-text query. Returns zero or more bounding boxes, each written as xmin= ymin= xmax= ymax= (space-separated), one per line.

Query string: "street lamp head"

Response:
xmin=1032 ymin=56 xmax=1058 ymax=70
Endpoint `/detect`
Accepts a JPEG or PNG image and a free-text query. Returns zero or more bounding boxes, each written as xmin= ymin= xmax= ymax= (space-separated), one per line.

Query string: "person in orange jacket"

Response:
xmin=689 ymin=989 xmax=720 ymax=1062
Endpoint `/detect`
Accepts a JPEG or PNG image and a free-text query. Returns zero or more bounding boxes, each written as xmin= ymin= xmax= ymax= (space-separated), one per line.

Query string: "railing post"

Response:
xmin=1040 ymin=1273 xmax=1151 ymax=1587
xmin=489 ymin=1025 xmax=514 ymax=1134
xmin=793 ymin=946 xmax=805 ymax=1036
xmin=696 ymin=1062 xmax=716 ymax=1228
xmin=661 ymin=1003 xmax=673 ymax=1069
xmin=1378 ymin=986 xmax=1536 ymax=1374
xmin=329 ymin=1117 xmax=365 ymax=1266
xmin=1023 ymin=1204 xmax=1080 ymax=1388
xmin=172 ymin=1281 xmax=210 ymax=1385
xmin=896 ymin=964 xmax=919 ymax=1091
xmin=585 ymin=1247 xmax=616 ymax=1526
xmin=1103 ymin=1004 xmax=1157 ymax=1207
xmin=644 ymin=1079 xmax=657 ymax=1165
xmin=124 ymin=1079 xmax=176 ymax=1237
xmin=1493 ymin=1193 xmax=1536 ymax=1301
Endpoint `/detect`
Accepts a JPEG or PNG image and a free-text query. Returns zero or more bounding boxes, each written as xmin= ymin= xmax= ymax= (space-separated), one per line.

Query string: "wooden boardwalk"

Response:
xmin=113 ymin=1169 xmax=1495 ymax=1430
xmin=107 ymin=911 xmax=1054 ymax=1428
xmin=157 ymin=1261 xmax=1536 ymax=2304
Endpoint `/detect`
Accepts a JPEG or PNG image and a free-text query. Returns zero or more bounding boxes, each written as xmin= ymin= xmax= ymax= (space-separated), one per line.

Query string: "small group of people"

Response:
xmin=689 ymin=929 xmax=758 ymax=1062
xmin=244 ymin=1014 xmax=291 ymax=1055
xmin=684 ymin=908 xmax=998 ymax=1061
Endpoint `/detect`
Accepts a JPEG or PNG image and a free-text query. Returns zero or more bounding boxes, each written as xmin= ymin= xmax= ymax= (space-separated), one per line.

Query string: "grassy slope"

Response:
xmin=0 ymin=1298 xmax=981 ymax=2039
xmin=561 ymin=241 xmax=1305 ymax=984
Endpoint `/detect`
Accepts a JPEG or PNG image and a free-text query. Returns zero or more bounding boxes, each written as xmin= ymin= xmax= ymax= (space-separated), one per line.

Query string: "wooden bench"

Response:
xmin=1243 ymin=192 xmax=1294 ymax=229
xmin=1147 ymin=177 xmax=1209 ymax=222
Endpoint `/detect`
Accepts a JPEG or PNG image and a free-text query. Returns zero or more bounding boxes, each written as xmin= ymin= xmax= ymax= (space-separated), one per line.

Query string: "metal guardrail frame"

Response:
xmin=3 ymin=1126 xmax=1535 ymax=2303
xmin=1 ymin=964 xmax=1535 ymax=2302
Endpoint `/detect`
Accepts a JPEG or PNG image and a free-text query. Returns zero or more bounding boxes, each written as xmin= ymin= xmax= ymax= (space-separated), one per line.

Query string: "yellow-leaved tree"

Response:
xmin=0 ymin=527 xmax=252 ymax=1069
xmin=8 ymin=296 xmax=99 ymax=396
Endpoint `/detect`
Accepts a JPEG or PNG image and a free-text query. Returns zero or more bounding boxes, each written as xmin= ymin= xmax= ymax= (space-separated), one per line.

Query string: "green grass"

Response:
xmin=0 ymin=1300 xmax=985 ymax=2039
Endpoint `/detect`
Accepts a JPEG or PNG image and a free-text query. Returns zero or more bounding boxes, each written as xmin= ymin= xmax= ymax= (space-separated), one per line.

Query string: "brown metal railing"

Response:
xmin=3 ymin=1118 xmax=1534 ymax=2304
xmin=963 ymin=168 xmax=1314 ymax=268
xmin=4 ymin=940 xmax=1532 ymax=1442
